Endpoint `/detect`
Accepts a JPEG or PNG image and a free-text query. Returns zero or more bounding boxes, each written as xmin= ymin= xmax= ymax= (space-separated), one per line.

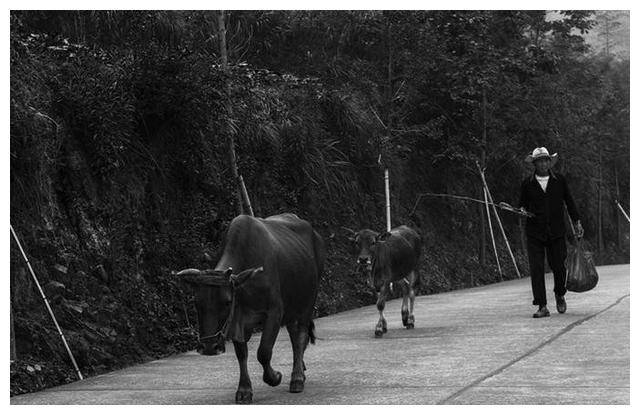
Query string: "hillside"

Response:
xmin=10 ymin=11 xmax=629 ymax=395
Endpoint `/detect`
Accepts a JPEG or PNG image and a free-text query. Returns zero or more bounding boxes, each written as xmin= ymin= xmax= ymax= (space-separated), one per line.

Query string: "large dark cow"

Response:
xmin=175 ymin=213 xmax=325 ymax=404
xmin=346 ymin=225 xmax=421 ymax=337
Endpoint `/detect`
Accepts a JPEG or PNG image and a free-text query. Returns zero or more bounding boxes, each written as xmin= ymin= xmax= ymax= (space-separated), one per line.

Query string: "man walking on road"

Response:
xmin=519 ymin=147 xmax=584 ymax=318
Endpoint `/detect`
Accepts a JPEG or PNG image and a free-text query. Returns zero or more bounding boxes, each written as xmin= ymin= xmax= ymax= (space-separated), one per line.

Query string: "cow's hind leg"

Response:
xmin=287 ymin=321 xmax=310 ymax=393
xmin=375 ymin=284 xmax=389 ymax=337
xmin=257 ymin=313 xmax=283 ymax=388
xmin=233 ymin=341 xmax=253 ymax=404
xmin=401 ymin=280 xmax=410 ymax=327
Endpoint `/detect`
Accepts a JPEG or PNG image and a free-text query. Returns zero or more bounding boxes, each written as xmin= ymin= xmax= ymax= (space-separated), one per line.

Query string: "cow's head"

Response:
xmin=175 ymin=266 xmax=263 ymax=356
xmin=344 ymin=227 xmax=391 ymax=289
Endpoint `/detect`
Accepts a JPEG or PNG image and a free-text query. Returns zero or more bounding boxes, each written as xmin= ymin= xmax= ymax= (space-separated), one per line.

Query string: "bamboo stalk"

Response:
xmin=476 ymin=162 xmax=521 ymax=278
xmin=10 ymin=225 xmax=83 ymax=380
xmin=409 ymin=192 xmax=532 ymax=217
xmin=384 ymin=169 xmax=391 ymax=232
xmin=615 ymin=200 xmax=630 ymax=223
xmin=239 ymin=175 xmax=254 ymax=217
xmin=484 ymin=187 xmax=502 ymax=280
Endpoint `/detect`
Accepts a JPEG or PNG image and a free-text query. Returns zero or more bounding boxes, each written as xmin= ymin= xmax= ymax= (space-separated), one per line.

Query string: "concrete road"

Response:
xmin=11 ymin=264 xmax=629 ymax=405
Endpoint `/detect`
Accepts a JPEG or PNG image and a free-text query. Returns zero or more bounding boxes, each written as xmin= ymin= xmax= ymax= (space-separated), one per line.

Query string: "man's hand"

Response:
xmin=575 ymin=220 xmax=584 ymax=239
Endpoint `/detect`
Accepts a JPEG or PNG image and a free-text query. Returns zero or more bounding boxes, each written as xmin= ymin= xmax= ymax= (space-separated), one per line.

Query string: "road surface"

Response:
xmin=11 ymin=264 xmax=630 ymax=405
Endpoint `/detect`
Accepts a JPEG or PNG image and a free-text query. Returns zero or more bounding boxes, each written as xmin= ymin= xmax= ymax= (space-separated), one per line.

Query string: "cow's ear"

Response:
xmin=376 ymin=231 xmax=391 ymax=242
xmin=231 ymin=266 xmax=264 ymax=287
xmin=224 ymin=267 xmax=233 ymax=280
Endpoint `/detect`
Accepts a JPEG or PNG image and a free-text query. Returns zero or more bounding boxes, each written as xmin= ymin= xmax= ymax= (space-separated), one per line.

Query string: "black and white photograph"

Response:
xmin=7 ymin=4 xmax=632 ymax=406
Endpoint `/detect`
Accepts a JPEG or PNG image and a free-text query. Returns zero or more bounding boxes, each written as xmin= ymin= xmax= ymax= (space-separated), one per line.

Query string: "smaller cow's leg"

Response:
xmin=286 ymin=322 xmax=308 ymax=393
xmin=375 ymin=284 xmax=389 ymax=337
xmin=233 ymin=341 xmax=253 ymax=404
xmin=407 ymin=271 xmax=417 ymax=329
xmin=257 ymin=313 xmax=283 ymax=388
xmin=401 ymin=280 xmax=410 ymax=327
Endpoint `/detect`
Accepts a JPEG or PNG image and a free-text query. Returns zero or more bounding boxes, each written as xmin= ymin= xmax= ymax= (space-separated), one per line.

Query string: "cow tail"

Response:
xmin=308 ymin=320 xmax=317 ymax=345
xmin=413 ymin=268 xmax=422 ymax=291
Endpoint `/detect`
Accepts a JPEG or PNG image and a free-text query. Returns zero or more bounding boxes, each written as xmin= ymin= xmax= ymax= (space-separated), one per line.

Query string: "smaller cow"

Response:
xmin=175 ymin=213 xmax=324 ymax=404
xmin=345 ymin=225 xmax=422 ymax=337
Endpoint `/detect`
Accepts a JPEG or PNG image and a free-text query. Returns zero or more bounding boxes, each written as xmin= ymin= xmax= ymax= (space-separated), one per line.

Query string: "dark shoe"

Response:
xmin=556 ymin=295 xmax=567 ymax=314
xmin=533 ymin=306 xmax=550 ymax=318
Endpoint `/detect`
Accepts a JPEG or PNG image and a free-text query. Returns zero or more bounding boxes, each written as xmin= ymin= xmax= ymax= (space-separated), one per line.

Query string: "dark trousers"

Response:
xmin=526 ymin=236 xmax=568 ymax=307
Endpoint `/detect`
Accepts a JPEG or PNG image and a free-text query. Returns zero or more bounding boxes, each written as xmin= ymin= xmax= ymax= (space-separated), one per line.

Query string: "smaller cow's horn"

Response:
xmin=341 ymin=226 xmax=357 ymax=242
xmin=340 ymin=226 xmax=356 ymax=235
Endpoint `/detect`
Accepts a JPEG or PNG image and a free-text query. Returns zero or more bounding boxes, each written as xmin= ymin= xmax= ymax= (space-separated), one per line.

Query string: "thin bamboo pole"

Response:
xmin=239 ymin=175 xmax=254 ymax=217
xmin=10 ymin=225 xmax=83 ymax=380
xmin=615 ymin=200 xmax=630 ymax=223
xmin=484 ymin=187 xmax=502 ymax=279
xmin=409 ymin=192 xmax=532 ymax=217
xmin=476 ymin=162 xmax=521 ymax=278
xmin=384 ymin=169 xmax=391 ymax=232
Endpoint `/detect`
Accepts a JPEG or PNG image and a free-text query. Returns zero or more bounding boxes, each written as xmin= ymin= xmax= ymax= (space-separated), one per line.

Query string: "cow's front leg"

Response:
xmin=257 ymin=312 xmax=283 ymax=388
xmin=286 ymin=321 xmax=309 ymax=393
xmin=375 ymin=284 xmax=389 ymax=337
xmin=233 ymin=341 xmax=253 ymax=404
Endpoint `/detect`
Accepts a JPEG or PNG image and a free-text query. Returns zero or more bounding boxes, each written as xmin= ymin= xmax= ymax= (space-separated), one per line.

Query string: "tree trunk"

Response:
xmin=478 ymin=88 xmax=488 ymax=267
xmin=386 ymin=15 xmax=393 ymax=131
xmin=10 ymin=302 xmax=16 ymax=361
xmin=218 ymin=10 xmax=244 ymax=216
xmin=615 ymin=163 xmax=621 ymax=247
xmin=519 ymin=172 xmax=527 ymax=258
xmin=598 ymin=147 xmax=604 ymax=251
xmin=478 ymin=194 xmax=486 ymax=267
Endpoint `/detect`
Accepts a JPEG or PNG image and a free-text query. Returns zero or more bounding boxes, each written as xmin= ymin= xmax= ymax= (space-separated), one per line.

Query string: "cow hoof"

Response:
xmin=235 ymin=390 xmax=253 ymax=404
xmin=406 ymin=316 xmax=415 ymax=329
xmin=263 ymin=370 xmax=282 ymax=387
xmin=374 ymin=329 xmax=384 ymax=338
xmin=290 ymin=379 xmax=305 ymax=393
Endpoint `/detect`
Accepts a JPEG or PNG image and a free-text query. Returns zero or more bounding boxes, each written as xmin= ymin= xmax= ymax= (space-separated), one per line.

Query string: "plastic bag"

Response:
xmin=565 ymin=240 xmax=599 ymax=292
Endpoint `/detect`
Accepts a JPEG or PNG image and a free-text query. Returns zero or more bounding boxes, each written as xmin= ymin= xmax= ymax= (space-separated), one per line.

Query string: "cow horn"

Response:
xmin=175 ymin=268 xmax=203 ymax=276
xmin=175 ymin=268 xmax=232 ymax=286
xmin=230 ymin=266 xmax=264 ymax=287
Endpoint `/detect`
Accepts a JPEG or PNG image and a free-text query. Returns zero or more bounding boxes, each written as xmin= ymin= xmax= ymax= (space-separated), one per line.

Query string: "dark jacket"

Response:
xmin=519 ymin=171 xmax=580 ymax=241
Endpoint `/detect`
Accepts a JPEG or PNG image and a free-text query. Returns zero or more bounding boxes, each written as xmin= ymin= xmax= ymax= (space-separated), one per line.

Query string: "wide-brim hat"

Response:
xmin=525 ymin=147 xmax=558 ymax=166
